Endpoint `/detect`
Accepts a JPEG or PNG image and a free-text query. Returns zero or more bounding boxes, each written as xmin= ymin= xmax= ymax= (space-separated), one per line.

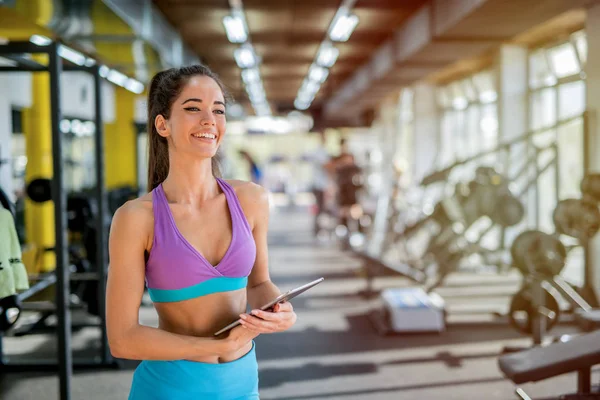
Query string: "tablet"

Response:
xmin=214 ymin=277 xmax=324 ymax=336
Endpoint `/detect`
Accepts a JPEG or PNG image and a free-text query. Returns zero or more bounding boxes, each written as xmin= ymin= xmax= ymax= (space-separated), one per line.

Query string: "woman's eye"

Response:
xmin=184 ymin=107 xmax=199 ymax=111
xmin=214 ymin=109 xmax=225 ymax=115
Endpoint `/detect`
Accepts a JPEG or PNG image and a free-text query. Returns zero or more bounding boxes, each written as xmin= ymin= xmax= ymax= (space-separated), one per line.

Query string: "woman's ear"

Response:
xmin=155 ymin=114 xmax=169 ymax=138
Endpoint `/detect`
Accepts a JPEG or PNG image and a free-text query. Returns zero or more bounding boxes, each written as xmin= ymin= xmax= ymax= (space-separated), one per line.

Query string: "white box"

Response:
xmin=381 ymin=287 xmax=446 ymax=333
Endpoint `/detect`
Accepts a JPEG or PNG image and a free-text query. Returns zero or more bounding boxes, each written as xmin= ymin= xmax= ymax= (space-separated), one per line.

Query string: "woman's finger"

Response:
xmin=240 ymin=316 xmax=280 ymax=332
xmin=250 ymin=309 xmax=284 ymax=321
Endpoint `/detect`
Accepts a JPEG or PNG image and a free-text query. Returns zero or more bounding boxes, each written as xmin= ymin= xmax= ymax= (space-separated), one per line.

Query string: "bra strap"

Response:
xmin=217 ymin=178 xmax=253 ymax=235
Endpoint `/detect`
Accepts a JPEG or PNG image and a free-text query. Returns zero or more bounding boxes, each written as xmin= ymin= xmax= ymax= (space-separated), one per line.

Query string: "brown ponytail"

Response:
xmin=146 ymin=65 xmax=231 ymax=191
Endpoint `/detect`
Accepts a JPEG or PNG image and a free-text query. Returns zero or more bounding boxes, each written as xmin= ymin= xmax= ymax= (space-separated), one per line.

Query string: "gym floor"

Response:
xmin=1 ymin=208 xmax=598 ymax=400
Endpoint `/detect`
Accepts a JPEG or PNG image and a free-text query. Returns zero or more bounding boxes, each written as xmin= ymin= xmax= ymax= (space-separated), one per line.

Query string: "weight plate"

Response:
xmin=508 ymin=285 xmax=560 ymax=335
xmin=553 ymin=198 xmax=600 ymax=241
xmin=510 ymin=231 xmax=566 ymax=277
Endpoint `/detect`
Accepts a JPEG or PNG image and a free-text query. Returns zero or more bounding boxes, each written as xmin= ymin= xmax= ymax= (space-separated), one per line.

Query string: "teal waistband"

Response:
xmin=148 ymin=276 xmax=248 ymax=303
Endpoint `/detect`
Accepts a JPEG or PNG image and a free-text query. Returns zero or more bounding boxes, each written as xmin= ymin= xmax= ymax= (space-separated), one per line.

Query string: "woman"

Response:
xmin=106 ymin=65 xmax=297 ymax=399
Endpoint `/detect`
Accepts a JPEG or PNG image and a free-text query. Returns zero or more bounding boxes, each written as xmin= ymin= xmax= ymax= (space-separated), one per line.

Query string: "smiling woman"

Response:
xmin=105 ymin=65 xmax=297 ymax=400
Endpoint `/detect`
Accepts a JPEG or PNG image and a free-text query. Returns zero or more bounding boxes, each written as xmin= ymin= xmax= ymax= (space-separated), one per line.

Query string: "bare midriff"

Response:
xmin=154 ymin=288 xmax=252 ymax=363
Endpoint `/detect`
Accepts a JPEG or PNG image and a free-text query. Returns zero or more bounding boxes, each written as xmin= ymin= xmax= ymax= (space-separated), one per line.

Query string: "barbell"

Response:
xmin=553 ymin=198 xmax=600 ymax=241
xmin=510 ymin=230 xmax=567 ymax=277
xmin=508 ymin=284 xmax=561 ymax=335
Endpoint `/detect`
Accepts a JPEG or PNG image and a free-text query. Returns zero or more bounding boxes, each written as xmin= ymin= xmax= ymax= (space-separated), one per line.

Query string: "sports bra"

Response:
xmin=145 ymin=178 xmax=256 ymax=302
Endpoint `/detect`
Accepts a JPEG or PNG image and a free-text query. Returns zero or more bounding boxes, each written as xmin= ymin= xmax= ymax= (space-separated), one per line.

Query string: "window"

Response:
xmin=396 ymin=88 xmax=414 ymax=186
xmin=436 ymin=69 xmax=499 ymax=182
xmin=528 ymin=30 xmax=586 ymax=286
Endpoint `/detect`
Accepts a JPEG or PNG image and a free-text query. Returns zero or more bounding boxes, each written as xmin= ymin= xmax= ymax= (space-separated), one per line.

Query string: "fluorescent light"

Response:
xmin=329 ymin=13 xmax=359 ymax=42
xmin=84 ymin=58 xmax=96 ymax=67
xmin=301 ymin=79 xmax=321 ymax=95
xmin=234 ymin=45 xmax=257 ymax=69
xmin=58 ymin=45 xmax=86 ymax=66
xmin=99 ymin=65 xmax=109 ymax=78
xmin=308 ymin=64 xmax=329 ymax=83
xmin=125 ymin=78 xmax=145 ymax=94
xmin=254 ymin=103 xmax=271 ymax=117
xmin=107 ymin=69 xmax=129 ymax=87
xmin=242 ymin=68 xmax=260 ymax=84
xmin=223 ymin=14 xmax=247 ymax=43
xmin=316 ymin=42 xmax=339 ymax=68
xmin=30 ymin=35 xmax=52 ymax=46
xmin=294 ymin=98 xmax=310 ymax=110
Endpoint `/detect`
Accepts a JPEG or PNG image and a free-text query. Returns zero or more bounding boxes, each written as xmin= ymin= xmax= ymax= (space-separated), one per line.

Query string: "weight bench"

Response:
xmin=498 ymin=329 xmax=600 ymax=399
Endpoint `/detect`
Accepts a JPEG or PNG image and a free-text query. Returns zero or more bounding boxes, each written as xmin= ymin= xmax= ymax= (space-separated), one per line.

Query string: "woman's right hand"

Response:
xmin=222 ymin=324 xmax=259 ymax=354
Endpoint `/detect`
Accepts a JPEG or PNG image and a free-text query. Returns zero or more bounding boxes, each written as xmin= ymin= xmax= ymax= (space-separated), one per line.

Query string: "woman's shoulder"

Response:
xmin=225 ymin=179 xmax=268 ymax=200
xmin=224 ymin=179 xmax=269 ymax=218
xmin=111 ymin=193 xmax=154 ymax=228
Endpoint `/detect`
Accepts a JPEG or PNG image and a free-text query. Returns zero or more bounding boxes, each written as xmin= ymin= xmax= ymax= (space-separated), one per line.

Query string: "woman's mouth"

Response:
xmin=191 ymin=132 xmax=217 ymax=143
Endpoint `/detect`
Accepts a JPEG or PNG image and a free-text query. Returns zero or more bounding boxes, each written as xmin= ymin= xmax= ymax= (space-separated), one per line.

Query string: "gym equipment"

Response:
xmin=67 ymin=194 xmax=95 ymax=234
xmin=498 ymin=329 xmax=600 ymax=400
xmin=0 ymin=295 xmax=22 ymax=332
xmin=581 ymin=174 xmax=600 ymax=203
xmin=508 ymin=284 xmax=561 ymax=335
xmin=0 ymin=41 xmax=115 ymax=397
xmin=510 ymin=231 xmax=567 ymax=277
xmin=26 ymin=178 xmax=53 ymax=203
xmin=553 ymin=199 xmax=600 ymax=241
xmin=380 ymin=287 xmax=446 ymax=333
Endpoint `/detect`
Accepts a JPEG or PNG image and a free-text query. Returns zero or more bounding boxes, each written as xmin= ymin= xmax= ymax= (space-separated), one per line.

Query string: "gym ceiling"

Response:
xmin=150 ymin=0 xmax=590 ymax=129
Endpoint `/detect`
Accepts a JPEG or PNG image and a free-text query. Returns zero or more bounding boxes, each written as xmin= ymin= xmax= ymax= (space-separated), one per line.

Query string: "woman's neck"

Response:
xmin=161 ymin=156 xmax=219 ymax=205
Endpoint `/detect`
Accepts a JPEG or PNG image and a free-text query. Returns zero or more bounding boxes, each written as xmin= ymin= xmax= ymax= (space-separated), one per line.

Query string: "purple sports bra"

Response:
xmin=145 ymin=178 xmax=256 ymax=302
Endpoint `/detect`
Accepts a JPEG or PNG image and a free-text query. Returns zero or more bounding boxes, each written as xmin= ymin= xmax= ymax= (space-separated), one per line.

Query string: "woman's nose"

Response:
xmin=200 ymin=111 xmax=215 ymax=126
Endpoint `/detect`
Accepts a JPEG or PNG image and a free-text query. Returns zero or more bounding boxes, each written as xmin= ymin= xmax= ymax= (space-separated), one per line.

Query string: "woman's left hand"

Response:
xmin=239 ymin=302 xmax=297 ymax=334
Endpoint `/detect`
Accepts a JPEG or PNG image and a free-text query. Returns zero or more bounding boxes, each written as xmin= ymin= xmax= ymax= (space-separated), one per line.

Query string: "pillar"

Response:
xmin=22 ymin=55 xmax=56 ymax=271
xmin=105 ymin=87 xmax=137 ymax=189
xmin=497 ymin=45 xmax=531 ymax=242
xmin=585 ymin=4 xmax=600 ymax=299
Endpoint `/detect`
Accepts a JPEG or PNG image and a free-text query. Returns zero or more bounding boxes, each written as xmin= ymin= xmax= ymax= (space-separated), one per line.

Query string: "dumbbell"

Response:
xmin=510 ymin=231 xmax=567 ymax=277
xmin=553 ymin=198 xmax=600 ymax=242
xmin=0 ymin=294 xmax=22 ymax=332
xmin=508 ymin=284 xmax=561 ymax=335
xmin=581 ymin=174 xmax=600 ymax=204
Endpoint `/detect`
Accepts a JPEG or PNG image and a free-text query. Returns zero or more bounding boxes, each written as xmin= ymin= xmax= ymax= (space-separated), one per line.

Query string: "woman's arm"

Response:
xmin=106 ymin=201 xmax=235 ymax=360
xmin=240 ymin=184 xmax=297 ymax=333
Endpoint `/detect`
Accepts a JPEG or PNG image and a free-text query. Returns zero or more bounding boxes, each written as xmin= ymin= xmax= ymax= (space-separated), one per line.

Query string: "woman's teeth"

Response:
xmin=193 ymin=133 xmax=216 ymax=139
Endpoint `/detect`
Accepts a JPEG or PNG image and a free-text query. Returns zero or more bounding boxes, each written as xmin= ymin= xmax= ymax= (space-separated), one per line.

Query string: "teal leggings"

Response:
xmin=128 ymin=342 xmax=259 ymax=400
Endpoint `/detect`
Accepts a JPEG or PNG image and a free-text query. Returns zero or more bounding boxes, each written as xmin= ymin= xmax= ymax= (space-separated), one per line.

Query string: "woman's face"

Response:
xmin=158 ymin=75 xmax=226 ymax=159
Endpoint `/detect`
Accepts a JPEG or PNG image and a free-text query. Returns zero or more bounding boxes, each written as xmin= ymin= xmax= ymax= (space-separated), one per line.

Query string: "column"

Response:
xmin=585 ymin=4 xmax=600 ymax=299
xmin=23 ymin=56 xmax=56 ymax=271
xmin=497 ymin=45 xmax=531 ymax=241
xmin=105 ymin=87 xmax=137 ymax=189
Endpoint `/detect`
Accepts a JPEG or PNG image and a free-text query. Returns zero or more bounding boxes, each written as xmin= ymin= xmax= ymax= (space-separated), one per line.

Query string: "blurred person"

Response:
xmin=310 ymin=132 xmax=332 ymax=235
xmin=326 ymin=138 xmax=362 ymax=228
xmin=106 ymin=65 xmax=296 ymax=400
xmin=239 ymin=149 xmax=263 ymax=184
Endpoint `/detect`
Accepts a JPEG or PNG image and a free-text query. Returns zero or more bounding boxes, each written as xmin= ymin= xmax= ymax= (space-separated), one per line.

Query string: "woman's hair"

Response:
xmin=146 ymin=65 xmax=231 ymax=191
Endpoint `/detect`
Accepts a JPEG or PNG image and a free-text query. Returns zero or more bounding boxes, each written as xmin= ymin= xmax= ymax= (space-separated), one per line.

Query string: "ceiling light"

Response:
xmin=316 ymin=42 xmax=339 ymax=68
xmin=242 ymin=68 xmax=260 ymax=84
xmin=294 ymin=98 xmax=310 ymax=110
xmin=125 ymin=78 xmax=145 ymax=94
xmin=329 ymin=13 xmax=359 ymax=42
xmin=30 ymin=35 xmax=52 ymax=46
xmin=84 ymin=58 xmax=96 ymax=67
xmin=301 ymin=79 xmax=321 ymax=95
xmin=308 ymin=64 xmax=329 ymax=83
xmin=223 ymin=14 xmax=247 ymax=43
xmin=58 ymin=45 xmax=86 ymax=66
xmin=99 ymin=65 xmax=109 ymax=78
xmin=107 ymin=69 xmax=129 ymax=87
xmin=234 ymin=45 xmax=257 ymax=69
